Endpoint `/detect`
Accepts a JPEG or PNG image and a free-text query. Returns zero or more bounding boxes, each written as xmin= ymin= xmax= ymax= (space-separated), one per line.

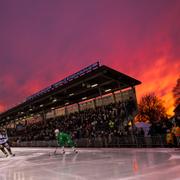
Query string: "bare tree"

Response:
xmin=173 ymin=77 xmax=180 ymax=107
xmin=136 ymin=93 xmax=167 ymax=124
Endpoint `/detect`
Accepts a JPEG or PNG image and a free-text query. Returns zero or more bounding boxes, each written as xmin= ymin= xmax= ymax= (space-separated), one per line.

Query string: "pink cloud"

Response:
xmin=0 ymin=0 xmax=179 ymax=115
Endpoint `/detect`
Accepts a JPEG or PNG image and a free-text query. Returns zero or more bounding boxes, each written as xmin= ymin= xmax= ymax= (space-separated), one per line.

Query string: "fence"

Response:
xmin=11 ymin=135 xmax=178 ymax=148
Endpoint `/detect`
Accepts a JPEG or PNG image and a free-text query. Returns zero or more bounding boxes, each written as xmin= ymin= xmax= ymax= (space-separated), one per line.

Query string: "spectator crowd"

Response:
xmin=6 ymin=100 xmax=180 ymax=147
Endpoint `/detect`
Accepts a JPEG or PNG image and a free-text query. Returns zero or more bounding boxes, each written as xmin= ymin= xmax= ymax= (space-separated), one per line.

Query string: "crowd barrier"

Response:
xmin=11 ymin=135 xmax=178 ymax=148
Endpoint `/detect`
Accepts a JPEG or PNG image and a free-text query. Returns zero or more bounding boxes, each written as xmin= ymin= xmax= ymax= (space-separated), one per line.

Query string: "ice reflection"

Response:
xmin=0 ymin=148 xmax=179 ymax=180
xmin=0 ymin=170 xmax=32 ymax=180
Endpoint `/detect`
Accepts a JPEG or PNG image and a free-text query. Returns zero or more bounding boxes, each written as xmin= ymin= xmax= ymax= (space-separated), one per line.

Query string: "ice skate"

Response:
xmin=73 ymin=149 xmax=78 ymax=154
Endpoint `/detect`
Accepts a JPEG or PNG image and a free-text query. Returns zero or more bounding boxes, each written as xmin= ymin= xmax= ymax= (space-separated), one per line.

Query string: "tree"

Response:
xmin=172 ymin=77 xmax=180 ymax=107
xmin=135 ymin=93 xmax=167 ymax=124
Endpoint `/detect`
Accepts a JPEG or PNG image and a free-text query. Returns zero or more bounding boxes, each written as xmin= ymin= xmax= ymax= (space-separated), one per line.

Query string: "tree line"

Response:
xmin=136 ymin=77 xmax=180 ymax=123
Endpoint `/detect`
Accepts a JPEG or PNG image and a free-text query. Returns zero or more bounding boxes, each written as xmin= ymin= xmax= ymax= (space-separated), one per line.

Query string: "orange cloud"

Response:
xmin=136 ymin=57 xmax=180 ymax=116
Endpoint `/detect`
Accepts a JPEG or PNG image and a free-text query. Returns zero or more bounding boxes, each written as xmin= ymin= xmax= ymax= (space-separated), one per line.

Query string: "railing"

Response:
xmin=11 ymin=135 xmax=178 ymax=148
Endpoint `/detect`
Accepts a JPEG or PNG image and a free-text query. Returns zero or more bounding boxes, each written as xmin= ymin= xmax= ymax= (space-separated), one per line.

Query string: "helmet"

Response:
xmin=54 ymin=129 xmax=59 ymax=136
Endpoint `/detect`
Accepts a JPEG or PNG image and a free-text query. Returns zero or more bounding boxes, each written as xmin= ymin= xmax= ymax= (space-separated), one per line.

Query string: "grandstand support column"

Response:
xmin=65 ymin=105 xmax=68 ymax=116
xmin=98 ymin=87 xmax=104 ymax=107
xmin=129 ymin=86 xmax=137 ymax=145
xmin=128 ymin=86 xmax=137 ymax=130
xmin=53 ymin=109 xmax=56 ymax=119
xmin=13 ymin=120 xmax=16 ymax=129
xmin=116 ymin=81 xmax=123 ymax=102
xmin=77 ymin=103 xmax=80 ymax=112
xmin=132 ymin=86 xmax=138 ymax=116
xmin=93 ymin=99 xmax=97 ymax=109
xmin=40 ymin=110 xmax=46 ymax=124
xmin=112 ymin=92 xmax=117 ymax=104
xmin=118 ymin=84 xmax=136 ymax=144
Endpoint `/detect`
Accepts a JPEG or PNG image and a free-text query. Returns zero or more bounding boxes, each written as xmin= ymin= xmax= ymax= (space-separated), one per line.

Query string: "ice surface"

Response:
xmin=0 ymin=148 xmax=180 ymax=180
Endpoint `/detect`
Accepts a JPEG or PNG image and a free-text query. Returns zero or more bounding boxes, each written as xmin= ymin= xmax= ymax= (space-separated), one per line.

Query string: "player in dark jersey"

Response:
xmin=54 ymin=129 xmax=78 ymax=154
xmin=0 ymin=128 xmax=15 ymax=157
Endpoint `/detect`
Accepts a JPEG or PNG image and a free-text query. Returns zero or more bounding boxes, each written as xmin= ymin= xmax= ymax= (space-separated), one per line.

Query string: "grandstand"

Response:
xmin=0 ymin=62 xmax=143 ymax=147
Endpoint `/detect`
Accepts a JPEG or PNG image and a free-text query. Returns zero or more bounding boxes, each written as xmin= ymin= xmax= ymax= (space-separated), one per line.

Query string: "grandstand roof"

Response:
xmin=0 ymin=63 xmax=141 ymax=124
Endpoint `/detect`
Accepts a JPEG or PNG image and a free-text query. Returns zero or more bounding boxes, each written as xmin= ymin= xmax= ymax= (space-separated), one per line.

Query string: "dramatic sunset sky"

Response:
xmin=0 ymin=0 xmax=179 ymax=115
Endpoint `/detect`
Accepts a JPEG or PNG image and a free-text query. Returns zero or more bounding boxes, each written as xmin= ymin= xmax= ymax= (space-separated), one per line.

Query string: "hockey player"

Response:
xmin=54 ymin=129 xmax=78 ymax=154
xmin=0 ymin=128 xmax=15 ymax=157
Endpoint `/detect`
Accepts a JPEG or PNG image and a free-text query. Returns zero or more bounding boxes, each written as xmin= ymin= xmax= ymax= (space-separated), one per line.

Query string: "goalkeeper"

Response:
xmin=54 ymin=129 xmax=78 ymax=154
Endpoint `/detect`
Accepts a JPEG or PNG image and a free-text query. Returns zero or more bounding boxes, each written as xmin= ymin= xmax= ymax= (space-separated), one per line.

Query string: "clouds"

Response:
xmin=0 ymin=0 xmax=179 ymax=114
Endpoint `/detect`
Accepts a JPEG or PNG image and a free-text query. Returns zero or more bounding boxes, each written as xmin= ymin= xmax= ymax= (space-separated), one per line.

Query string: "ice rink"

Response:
xmin=0 ymin=148 xmax=180 ymax=180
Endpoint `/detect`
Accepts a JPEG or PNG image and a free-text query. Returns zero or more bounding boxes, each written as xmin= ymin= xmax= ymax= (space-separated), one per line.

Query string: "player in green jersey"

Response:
xmin=54 ymin=129 xmax=78 ymax=154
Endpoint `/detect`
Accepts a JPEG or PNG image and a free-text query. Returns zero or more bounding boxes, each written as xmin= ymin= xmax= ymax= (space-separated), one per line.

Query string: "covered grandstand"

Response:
xmin=0 ymin=62 xmax=142 ymax=146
